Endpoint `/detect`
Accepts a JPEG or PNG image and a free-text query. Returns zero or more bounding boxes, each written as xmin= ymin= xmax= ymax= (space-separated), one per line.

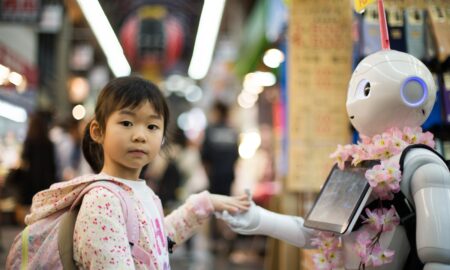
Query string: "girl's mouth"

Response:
xmin=129 ymin=149 xmax=147 ymax=155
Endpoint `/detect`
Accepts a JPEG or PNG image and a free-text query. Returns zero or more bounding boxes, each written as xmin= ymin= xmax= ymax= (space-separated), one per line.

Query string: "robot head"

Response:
xmin=346 ymin=50 xmax=436 ymax=137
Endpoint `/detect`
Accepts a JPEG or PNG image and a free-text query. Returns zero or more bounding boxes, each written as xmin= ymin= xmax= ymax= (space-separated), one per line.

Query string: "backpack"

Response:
xmin=6 ymin=180 xmax=152 ymax=269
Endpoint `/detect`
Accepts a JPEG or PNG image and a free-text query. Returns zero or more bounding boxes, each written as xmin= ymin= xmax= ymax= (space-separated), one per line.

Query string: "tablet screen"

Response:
xmin=304 ymin=160 xmax=379 ymax=234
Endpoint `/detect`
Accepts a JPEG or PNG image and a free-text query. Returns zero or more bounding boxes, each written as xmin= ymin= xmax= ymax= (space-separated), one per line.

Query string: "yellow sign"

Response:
xmin=354 ymin=0 xmax=376 ymax=13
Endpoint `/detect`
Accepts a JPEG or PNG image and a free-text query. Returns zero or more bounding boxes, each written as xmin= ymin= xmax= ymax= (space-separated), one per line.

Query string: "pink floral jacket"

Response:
xmin=25 ymin=174 xmax=214 ymax=269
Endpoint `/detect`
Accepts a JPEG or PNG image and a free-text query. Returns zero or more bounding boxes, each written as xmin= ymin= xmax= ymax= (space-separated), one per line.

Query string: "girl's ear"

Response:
xmin=90 ymin=120 xmax=103 ymax=143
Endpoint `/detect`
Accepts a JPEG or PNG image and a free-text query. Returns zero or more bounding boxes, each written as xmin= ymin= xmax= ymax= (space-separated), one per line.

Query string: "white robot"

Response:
xmin=220 ymin=50 xmax=450 ymax=270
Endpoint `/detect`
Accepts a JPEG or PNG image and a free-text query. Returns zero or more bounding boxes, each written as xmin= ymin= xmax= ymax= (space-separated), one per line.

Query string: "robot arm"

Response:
xmin=219 ymin=202 xmax=316 ymax=248
xmin=401 ymin=148 xmax=450 ymax=269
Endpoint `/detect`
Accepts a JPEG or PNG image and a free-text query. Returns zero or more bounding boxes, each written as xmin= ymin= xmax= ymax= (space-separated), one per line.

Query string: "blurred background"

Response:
xmin=1 ymin=0 xmax=450 ymax=269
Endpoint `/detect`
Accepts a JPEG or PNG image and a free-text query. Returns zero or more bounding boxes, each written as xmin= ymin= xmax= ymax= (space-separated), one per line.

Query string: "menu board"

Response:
xmin=287 ymin=0 xmax=353 ymax=192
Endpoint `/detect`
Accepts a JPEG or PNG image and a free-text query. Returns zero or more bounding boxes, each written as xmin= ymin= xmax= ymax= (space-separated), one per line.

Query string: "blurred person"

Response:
xmin=233 ymin=124 xmax=278 ymax=206
xmin=171 ymin=128 xmax=210 ymax=255
xmin=143 ymin=153 xmax=183 ymax=211
xmin=201 ymin=101 xmax=240 ymax=254
xmin=51 ymin=118 xmax=91 ymax=180
xmin=15 ymin=110 xmax=57 ymax=222
xmin=201 ymin=101 xmax=239 ymax=197
xmin=143 ymin=128 xmax=208 ymax=212
xmin=174 ymin=128 xmax=209 ymax=201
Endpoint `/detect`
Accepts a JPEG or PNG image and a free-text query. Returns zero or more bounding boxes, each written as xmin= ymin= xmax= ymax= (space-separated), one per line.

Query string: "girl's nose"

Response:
xmin=132 ymin=128 xmax=146 ymax=142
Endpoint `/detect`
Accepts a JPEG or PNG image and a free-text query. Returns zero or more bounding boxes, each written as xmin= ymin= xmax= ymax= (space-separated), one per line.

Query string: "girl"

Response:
xmin=23 ymin=76 xmax=250 ymax=269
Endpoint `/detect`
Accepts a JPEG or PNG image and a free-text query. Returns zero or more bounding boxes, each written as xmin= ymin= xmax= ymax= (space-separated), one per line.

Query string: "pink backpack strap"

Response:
xmin=71 ymin=181 xmax=152 ymax=267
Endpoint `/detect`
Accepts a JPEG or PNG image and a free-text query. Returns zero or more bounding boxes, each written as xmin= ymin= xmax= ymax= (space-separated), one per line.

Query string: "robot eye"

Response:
xmin=400 ymin=76 xmax=428 ymax=107
xmin=363 ymin=82 xmax=371 ymax=96
xmin=355 ymin=79 xmax=371 ymax=99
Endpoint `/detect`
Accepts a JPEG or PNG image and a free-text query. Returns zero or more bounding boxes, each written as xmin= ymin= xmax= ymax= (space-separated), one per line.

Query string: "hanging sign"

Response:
xmin=354 ymin=0 xmax=375 ymax=13
xmin=287 ymin=0 xmax=352 ymax=192
xmin=0 ymin=0 xmax=41 ymax=22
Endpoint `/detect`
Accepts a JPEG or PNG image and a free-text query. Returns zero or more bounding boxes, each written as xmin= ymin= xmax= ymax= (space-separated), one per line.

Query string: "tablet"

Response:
xmin=304 ymin=160 xmax=379 ymax=235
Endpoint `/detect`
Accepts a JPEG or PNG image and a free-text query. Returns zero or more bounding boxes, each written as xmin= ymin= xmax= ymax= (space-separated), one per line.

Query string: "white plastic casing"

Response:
xmin=346 ymin=50 xmax=436 ymax=137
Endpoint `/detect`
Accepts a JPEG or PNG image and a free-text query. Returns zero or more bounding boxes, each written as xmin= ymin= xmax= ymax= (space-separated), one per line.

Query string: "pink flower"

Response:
xmin=370 ymin=244 xmax=395 ymax=266
xmin=312 ymin=253 xmax=333 ymax=270
xmin=356 ymin=230 xmax=372 ymax=245
xmin=311 ymin=232 xmax=340 ymax=252
xmin=372 ymin=134 xmax=387 ymax=147
xmin=366 ymin=169 xmax=392 ymax=199
xmin=327 ymin=250 xmax=343 ymax=268
xmin=355 ymin=231 xmax=372 ymax=264
xmin=392 ymin=136 xmax=408 ymax=152
xmin=351 ymin=145 xmax=369 ymax=166
xmin=330 ymin=144 xmax=352 ymax=169
xmin=362 ymin=207 xmax=400 ymax=232
xmin=382 ymin=160 xmax=401 ymax=192
xmin=382 ymin=159 xmax=401 ymax=178
xmin=419 ymin=132 xmax=435 ymax=148
xmin=362 ymin=208 xmax=383 ymax=231
xmin=380 ymin=206 xmax=400 ymax=232
xmin=311 ymin=249 xmax=343 ymax=270
xmin=402 ymin=126 xmax=422 ymax=144
xmin=365 ymin=159 xmax=402 ymax=199
xmin=311 ymin=232 xmax=343 ymax=270
xmin=381 ymin=144 xmax=399 ymax=160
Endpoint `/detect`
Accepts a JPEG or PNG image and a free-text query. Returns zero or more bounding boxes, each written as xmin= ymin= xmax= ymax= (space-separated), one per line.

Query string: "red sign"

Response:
xmin=1 ymin=0 xmax=41 ymax=22
xmin=0 ymin=44 xmax=38 ymax=88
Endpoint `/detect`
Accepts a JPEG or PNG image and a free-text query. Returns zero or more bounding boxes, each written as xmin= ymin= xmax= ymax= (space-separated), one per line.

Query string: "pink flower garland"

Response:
xmin=311 ymin=126 xmax=435 ymax=270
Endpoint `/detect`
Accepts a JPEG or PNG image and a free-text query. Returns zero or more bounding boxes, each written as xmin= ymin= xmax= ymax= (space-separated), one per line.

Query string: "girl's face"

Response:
xmin=98 ymin=101 xmax=164 ymax=180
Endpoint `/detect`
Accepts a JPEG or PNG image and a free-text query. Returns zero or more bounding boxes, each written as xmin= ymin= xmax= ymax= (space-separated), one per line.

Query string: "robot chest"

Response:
xmin=341 ymin=225 xmax=410 ymax=270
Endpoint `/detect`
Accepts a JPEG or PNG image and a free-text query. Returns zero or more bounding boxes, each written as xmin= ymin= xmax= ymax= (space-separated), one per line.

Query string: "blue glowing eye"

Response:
xmin=400 ymin=76 xmax=428 ymax=107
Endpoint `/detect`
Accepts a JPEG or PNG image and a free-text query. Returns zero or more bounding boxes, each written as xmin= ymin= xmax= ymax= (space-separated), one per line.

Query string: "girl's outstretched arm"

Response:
xmin=209 ymin=193 xmax=250 ymax=214
xmin=163 ymin=191 xmax=250 ymax=246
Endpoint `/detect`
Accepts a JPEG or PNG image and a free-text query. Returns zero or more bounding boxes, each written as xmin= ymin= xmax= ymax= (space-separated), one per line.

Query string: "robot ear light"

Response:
xmin=400 ymin=76 xmax=428 ymax=107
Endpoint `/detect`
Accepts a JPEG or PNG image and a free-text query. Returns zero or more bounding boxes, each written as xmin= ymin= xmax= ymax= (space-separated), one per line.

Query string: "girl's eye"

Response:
xmin=148 ymin=124 xmax=159 ymax=130
xmin=120 ymin=121 xmax=133 ymax=127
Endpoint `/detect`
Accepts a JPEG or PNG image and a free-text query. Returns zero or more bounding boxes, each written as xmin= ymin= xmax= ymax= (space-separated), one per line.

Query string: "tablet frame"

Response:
xmin=304 ymin=160 xmax=380 ymax=235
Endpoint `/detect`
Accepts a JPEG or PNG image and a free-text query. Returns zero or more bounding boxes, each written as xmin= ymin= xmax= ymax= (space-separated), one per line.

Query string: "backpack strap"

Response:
xmin=59 ymin=181 xmax=151 ymax=268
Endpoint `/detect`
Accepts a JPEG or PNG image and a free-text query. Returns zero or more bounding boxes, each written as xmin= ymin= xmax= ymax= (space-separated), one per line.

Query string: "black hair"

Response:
xmin=24 ymin=110 xmax=53 ymax=144
xmin=82 ymin=76 xmax=170 ymax=173
xmin=213 ymin=101 xmax=229 ymax=123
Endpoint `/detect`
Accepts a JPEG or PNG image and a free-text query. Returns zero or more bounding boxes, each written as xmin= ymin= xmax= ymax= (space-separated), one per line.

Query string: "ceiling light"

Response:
xmin=0 ymin=100 xmax=27 ymax=123
xmin=188 ymin=0 xmax=226 ymax=80
xmin=77 ymin=0 xmax=131 ymax=77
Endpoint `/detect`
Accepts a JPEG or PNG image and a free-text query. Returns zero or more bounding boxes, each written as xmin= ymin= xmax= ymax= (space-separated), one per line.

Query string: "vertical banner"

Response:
xmin=287 ymin=0 xmax=353 ymax=192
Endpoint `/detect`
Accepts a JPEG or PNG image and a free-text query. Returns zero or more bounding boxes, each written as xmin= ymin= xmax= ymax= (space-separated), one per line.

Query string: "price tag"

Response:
xmin=354 ymin=0 xmax=375 ymax=13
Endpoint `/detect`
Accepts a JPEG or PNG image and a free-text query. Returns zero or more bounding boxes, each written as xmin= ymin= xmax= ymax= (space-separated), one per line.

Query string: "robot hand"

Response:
xmin=217 ymin=201 xmax=262 ymax=235
xmin=217 ymin=190 xmax=316 ymax=248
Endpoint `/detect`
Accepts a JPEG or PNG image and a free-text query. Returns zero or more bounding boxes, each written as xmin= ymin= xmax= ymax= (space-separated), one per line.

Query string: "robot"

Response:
xmin=220 ymin=50 xmax=450 ymax=270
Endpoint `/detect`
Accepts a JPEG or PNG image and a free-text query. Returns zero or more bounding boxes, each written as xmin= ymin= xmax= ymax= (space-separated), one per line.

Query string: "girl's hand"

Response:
xmin=209 ymin=193 xmax=250 ymax=214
